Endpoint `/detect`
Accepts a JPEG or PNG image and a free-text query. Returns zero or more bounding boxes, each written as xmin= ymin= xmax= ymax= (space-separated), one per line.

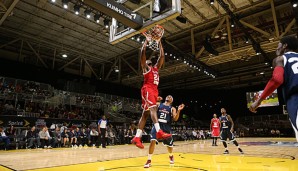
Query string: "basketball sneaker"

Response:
xmin=169 ymin=155 xmax=174 ymax=164
xmin=156 ymin=130 xmax=172 ymax=140
xmin=238 ymin=148 xmax=244 ymax=154
xmin=131 ymin=137 xmax=144 ymax=149
xmin=223 ymin=150 xmax=229 ymax=154
xmin=144 ymin=160 xmax=151 ymax=168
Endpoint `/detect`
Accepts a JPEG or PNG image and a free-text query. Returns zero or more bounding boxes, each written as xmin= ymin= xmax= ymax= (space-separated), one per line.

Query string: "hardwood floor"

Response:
xmin=0 ymin=138 xmax=297 ymax=171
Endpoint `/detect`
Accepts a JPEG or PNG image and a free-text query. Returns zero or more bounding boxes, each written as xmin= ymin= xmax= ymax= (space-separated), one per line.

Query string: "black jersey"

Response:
xmin=157 ymin=103 xmax=172 ymax=125
xmin=282 ymin=52 xmax=298 ymax=100
xmin=219 ymin=115 xmax=231 ymax=130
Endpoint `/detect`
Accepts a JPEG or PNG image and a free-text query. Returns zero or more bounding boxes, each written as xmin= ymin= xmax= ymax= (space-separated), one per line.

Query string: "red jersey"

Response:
xmin=211 ymin=118 xmax=220 ymax=129
xmin=143 ymin=66 xmax=159 ymax=88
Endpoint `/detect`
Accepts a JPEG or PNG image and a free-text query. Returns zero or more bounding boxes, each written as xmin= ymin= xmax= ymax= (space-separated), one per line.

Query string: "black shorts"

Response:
xmin=150 ymin=123 xmax=173 ymax=147
xmin=286 ymin=94 xmax=298 ymax=130
xmin=220 ymin=129 xmax=235 ymax=141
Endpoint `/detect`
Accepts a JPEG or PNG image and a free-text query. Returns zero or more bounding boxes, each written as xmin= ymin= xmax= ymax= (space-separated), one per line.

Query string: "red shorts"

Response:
xmin=212 ymin=128 xmax=220 ymax=137
xmin=141 ymin=85 xmax=158 ymax=111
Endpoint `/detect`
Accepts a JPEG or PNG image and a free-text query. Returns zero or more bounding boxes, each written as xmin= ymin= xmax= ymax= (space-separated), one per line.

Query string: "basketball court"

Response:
xmin=0 ymin=138 xmax=297 ymax=171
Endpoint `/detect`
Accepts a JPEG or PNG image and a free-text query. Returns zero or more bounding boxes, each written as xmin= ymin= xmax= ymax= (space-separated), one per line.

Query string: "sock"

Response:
xmin=148 ymin=154 xmax=152 ymax=160
xmin=136 ymin=129 xmax=142 ymax=137
xmin=154 ymin=123 xmax=161 ymax=132
xmin=169 ymin=153 xmax=173 ymax=157
xmin=223 ymin=141 xmax=228 ymax=150
xmin=233 ymin=140 xmax=239 ymax=147
xmin=290 ymin=122 xmax=298 ymax=142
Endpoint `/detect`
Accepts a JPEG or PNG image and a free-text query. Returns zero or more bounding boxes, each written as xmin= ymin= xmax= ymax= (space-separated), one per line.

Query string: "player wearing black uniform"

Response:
xmin=250 ymin=36 xmax=298 ymax=143
xmin=144 ymin=95 xmax=185 ymax=168
xmin=219 ymin=108 xmax=244 ymax=154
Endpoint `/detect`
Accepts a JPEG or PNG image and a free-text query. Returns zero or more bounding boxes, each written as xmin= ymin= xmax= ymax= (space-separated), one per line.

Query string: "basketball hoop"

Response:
xmin=142 ymin=25 xmax=164 ymax=51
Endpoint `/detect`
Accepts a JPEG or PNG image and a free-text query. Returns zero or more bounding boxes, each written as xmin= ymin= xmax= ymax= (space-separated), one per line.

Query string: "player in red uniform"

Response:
xmin=210 ymin=113 xmax=220 ymax=146
xmin=131 ymin=39 xmax=171 ymax=149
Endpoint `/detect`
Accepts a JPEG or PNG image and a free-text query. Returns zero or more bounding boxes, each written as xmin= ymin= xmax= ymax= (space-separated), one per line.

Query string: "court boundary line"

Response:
xmin=21 ymin=152 xmax=296 ymax=171
xmin=0 ymin=164 xmax=16 ymax=171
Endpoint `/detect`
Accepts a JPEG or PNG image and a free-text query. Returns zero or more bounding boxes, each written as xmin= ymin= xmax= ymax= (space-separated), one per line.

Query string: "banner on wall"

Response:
xmin=0 ymin=116 xmax=95 ymax=128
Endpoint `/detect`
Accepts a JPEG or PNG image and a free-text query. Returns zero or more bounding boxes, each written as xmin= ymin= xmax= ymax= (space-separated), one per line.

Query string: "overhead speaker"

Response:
xmin=203 ymin=40 xmax=219 ymax=56
xmin=129 ymin=0 xmax=141 ymax=4
xmin=176 ymin=15 xmax=187 ymax=24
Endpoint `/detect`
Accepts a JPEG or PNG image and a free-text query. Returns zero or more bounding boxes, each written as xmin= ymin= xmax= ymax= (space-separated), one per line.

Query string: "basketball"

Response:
xmin=152 ymin=29 xmax=162 ymax=40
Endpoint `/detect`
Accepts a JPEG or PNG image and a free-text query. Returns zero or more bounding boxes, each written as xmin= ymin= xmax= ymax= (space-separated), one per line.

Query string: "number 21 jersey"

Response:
xmin=283 ymin=52 xmax=298 ymax=100
xmin=157 ymin=103 xmax=172 ymax=125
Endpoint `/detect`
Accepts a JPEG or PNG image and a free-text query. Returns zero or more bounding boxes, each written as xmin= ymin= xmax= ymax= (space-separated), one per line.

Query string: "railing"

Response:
xmin=17 ymin=112 xmax=40 ymax=118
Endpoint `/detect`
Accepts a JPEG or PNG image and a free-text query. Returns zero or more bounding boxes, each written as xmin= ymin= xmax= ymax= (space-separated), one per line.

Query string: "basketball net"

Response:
xmin=142 ymin=25 xmax=164 ymax=51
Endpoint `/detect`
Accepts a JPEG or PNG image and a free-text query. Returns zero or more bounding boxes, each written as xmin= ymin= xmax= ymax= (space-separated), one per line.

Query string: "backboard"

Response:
xmin=109 ymin=0 xmax=181 ymax=45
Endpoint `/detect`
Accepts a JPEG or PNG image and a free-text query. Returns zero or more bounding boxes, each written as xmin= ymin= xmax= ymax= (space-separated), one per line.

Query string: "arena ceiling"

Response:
xmin=0 ymin=0 xmax=297 ymax=90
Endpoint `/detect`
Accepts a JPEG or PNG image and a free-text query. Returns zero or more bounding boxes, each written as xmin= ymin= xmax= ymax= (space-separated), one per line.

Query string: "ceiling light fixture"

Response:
xmin=292 ymin=0 xmax=298 ymax=7
xmin=94 ymin=13 xmax=101 ymax=23
xmin=245 ymin=37 xmax=249 ymax=43
xmin=74 ymin=4 xmax=80 ymax=15
xmin=104 ymin=18 xmax=110 ymax=28
xmin=231 ymin=19 xmax=235 ymax=28
xmin=115 ymin=66 xmax=119 ymax=72
xmin=62 ymin=0 xmax=69 ymax=9
xmin=84 ymin=9 xmax=91 ymax=19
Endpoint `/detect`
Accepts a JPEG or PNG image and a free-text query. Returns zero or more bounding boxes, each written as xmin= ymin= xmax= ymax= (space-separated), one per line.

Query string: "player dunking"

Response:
xmin=210 ymin=113 xmax=220 ymax=146
xmin=144 ymin=95 xmax=184 ymax=168
xmin=219 ymin=108 xmax=244 ymax=154
xmin=131 ymin=39 xmax=172 ymax=149
xmin=250 ymin=36 xmax=298 ymax=142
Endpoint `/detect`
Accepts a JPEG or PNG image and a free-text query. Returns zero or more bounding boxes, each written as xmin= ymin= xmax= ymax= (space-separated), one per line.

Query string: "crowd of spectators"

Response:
xmin=0 ymin=77 xmax=216 ymax=151
xmin=235 ymin=115 xmax=293 ymax=137
xmin=0 ymin=78 xmax=52 ymax=96
xmin=0 ymin=78 xmax=141 ymax=122
xmin=0 ymin=101 xmax=104 ymax=121
xmin=0 ymin=122 xmax=212 ymax=150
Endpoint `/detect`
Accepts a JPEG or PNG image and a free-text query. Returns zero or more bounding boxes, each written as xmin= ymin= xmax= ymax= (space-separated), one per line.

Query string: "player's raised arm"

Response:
xmin=155 ymin=41 xmax=165 ymax=69
xmin=249 ymin=56 xmax=284 ymax=113
xmin=172 ymin=104 xmax=185 ymax=121
xmin=140 ymin=40 xmax=148 ymax=71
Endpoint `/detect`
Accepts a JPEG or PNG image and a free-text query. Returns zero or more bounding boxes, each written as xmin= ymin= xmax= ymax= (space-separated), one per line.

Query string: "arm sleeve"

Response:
xmin=260 ymin=66 xmax=284 ymax=100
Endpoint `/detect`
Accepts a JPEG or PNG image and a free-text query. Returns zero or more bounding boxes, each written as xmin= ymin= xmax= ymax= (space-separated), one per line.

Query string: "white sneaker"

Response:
xmin=44 ymin=146 xmax=47 ymax=149
xmin=169 ymin=155 xmax=174 ymax=164
xmin=144 ymin=160 xmax=151 ymax=168
xmin=48 ymin=146 xmax=52 ymax=149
